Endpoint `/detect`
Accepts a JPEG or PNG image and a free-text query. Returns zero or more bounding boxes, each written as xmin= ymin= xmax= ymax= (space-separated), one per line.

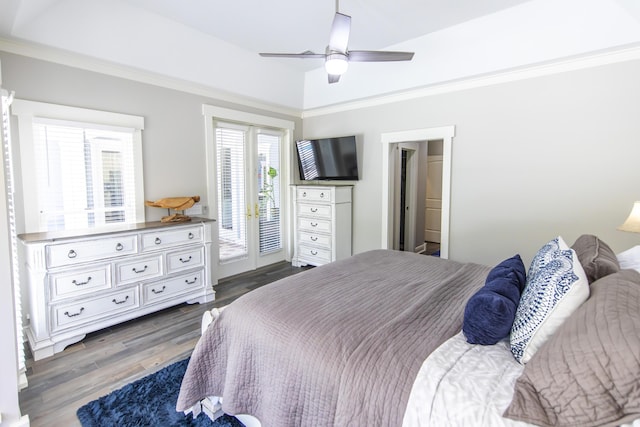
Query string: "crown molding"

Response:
xmin=0 ymin=37 xmax=303 ymax=118
xmin=302 ymin=43 xmax=640 ymax=118
xmin=3 ymin=37 xmax=640 ymax=120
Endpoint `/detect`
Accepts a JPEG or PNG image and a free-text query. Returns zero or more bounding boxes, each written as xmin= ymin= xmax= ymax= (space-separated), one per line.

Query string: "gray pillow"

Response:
xmin=571 ymin=234 xmax=619 ymax=283
xmin=503 ymin=269 xmax=640 ymax=427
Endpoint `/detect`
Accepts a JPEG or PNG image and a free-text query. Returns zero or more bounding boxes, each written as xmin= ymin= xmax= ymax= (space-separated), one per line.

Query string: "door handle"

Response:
xmin=246 ymin=205 xmax=252 ymax=218
xmin=255 ymin=203 xmax=260 ymax=218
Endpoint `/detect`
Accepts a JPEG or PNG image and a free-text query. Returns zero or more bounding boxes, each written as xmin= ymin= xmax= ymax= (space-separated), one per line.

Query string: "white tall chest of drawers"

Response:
xmin=292 ymin=185 xmax=352 ymax=267
xmin=19 ymin=219 xmax=215 ymax=360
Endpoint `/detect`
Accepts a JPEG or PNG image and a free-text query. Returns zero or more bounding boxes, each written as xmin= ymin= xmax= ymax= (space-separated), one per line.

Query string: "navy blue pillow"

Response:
xmin=463 ymin=255 xmax=526 ymax=345
xmin=485 ymin=254 xmax=526 ymax=292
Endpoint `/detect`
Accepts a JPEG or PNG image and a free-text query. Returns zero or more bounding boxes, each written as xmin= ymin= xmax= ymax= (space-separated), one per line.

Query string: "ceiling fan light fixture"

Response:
xmin=325 ymin=52 xmax=348 ymax=75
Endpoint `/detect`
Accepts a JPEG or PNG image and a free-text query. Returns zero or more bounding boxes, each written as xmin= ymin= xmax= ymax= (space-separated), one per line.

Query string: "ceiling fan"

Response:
xmin=259 ymin=0 xmax=415 ymax=84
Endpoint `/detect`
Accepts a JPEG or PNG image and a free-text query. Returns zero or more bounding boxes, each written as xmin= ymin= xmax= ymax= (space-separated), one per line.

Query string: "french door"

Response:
xmin=215 ymin=121 xmax=284 ymax=278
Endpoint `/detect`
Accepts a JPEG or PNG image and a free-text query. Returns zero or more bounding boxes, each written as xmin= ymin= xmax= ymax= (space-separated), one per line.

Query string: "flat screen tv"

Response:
xmin=296 ymin=136 xmax=359 ymax=181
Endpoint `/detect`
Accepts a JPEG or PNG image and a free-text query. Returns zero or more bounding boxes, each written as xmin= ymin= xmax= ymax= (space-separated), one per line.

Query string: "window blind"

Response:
xmin=257 ymin=132 xmax=282 ymax=254
xmin=32 ymin=119 xmax=139 ymax=232
xmin=215 ymin=125 xmax=248 ymax=262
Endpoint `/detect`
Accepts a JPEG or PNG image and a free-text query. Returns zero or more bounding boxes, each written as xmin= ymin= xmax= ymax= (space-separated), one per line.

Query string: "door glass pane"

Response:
xmin=216 ymin=127 xmax=248 ymax=263
xmin=257 ymin=133 xmax=281 ymax=254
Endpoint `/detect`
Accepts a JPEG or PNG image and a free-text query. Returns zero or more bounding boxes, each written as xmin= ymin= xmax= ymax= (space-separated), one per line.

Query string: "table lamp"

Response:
xmin=618 ymin=201 xmax=640 ymax=233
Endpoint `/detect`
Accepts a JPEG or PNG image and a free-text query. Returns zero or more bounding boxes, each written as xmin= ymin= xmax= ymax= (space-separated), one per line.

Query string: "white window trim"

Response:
xmin=11 ymin=99 xmax=145 ymax=232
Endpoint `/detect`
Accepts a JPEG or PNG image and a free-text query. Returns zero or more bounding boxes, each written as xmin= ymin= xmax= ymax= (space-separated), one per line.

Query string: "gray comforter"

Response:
xmin=177 ymin=249 xmax=490 ymax=426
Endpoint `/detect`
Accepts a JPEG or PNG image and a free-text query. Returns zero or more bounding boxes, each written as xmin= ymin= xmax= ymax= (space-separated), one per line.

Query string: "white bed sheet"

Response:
xmin=403 ymin=331 xmax=533 ymax=427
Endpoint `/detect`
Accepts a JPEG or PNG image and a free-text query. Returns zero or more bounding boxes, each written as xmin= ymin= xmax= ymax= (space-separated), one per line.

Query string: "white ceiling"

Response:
xmin=119 ymin=0 xmax=534 ymax=71
xmin=1 ymin=0 xmax=640 ymax=111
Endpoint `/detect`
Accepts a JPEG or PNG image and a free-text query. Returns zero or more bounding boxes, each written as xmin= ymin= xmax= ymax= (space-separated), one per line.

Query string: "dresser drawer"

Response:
xmin=52 ymin=288 xmax=139 ymax=331
xmin=141 ymin=226 xmax=202 ymax=251
xmin=297 ymin=244 xmax=331 ymax=265
xmin=49 ymin=265 xmax=111 ymax=300
xmin=298 ymin=231 xmax=331 ymax=249
xmin=143 ymin=270 xmax=204 ymax=304
xmin=297 ymin=187 xmax=332 ymax=202
xmin=115 ymin=255 xmax=163 ymax=285
xmin=166 ymin=246 xmax=204 ymax=274
xmin=47 ymin=236 xmax=137 ymax=268
xmin=298 ymin=217 xmax=331 ymax=234
xmin=298 ymin=203 xmax=331 ymax=219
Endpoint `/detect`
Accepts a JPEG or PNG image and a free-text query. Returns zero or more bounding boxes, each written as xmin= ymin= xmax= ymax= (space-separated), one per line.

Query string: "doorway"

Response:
xmin=393 ymin=142 xmax=419 ymax=252
xmin=203 ymin=105 xmax=295 ymax=280
xmin=381 ymin=126 xmax=454 ymax=258
xmin=214 ymin=123 xmax=285 ymax=278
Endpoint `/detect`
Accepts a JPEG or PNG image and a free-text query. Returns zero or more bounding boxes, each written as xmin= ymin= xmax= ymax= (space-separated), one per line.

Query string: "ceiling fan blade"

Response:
xmin=348 ymin=50 xmax=415 ymax=62
xmin=328 ymin=74 xmax=341 ymax=84
xmin=259 ymin=51 xmax=325 ymax=59
xmin=329 ymin=12 xmax=351 ymax=52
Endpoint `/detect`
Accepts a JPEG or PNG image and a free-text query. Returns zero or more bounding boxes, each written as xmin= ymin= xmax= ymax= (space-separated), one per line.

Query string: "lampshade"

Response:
xmin=325 ymin=53 xmax=348 ymax=75
xmin=618 ymin=201 xmax=640 ymax=233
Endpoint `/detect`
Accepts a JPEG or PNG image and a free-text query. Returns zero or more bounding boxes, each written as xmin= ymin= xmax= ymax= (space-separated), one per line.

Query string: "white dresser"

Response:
xmin=19 ymin=219 xmax=215 ymax=360
xmin=292 ymin=185 xmax=352 ymax=267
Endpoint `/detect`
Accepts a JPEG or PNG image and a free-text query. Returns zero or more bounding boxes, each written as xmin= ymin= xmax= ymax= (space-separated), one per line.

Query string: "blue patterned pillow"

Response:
xmin=510 ymin=236 xmax=589 ymax=364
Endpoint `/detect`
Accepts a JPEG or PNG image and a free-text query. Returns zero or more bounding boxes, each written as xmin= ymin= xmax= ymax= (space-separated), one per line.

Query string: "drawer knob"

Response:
xmin=185 ymin=277 xmax=198 ymax=285
xmin=179 ymin=256 xmax=192 ymax=263
xmin=310 ymin=208 xmax=318 ymax=213
xmin=115 ymin=243 xmax=124 ymax=251
xmin=320 ymin=192 xmax=325 ymax=198
xmin=151 ymin=286 xmax=166 ymax=294
xmin=112 ymin=296 xmax=129 ymax=305
xmin=155 ymin=237 xmax=162 ymax=245
xmin=311 ymin=222 xmax=318 ymax=227
xmin=311 ymin=250 xmax=318 ymax=255
xmin=132 ymin=265 xmax=148 ymax=274
xmin=310 ymin=236 xmax=318 ymax=241
xmin=302 ymin=191 xmax=307 ymax=197
xmin=72 ymin=276 xmax=92 ymax=286
xmin=64 ymin=307 xmax=85 ymax=318
xmin=188 ymin=232 xmax=194 ymax=239
xmin=67 ymin=250 xmax=77 ymax=259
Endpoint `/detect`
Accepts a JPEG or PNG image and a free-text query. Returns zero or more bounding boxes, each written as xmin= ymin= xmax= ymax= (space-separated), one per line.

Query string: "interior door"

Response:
xmin=425 ymin=154 xmax=443 ymax=243
xmin=215 ymin=123 xmax=284 ymax=278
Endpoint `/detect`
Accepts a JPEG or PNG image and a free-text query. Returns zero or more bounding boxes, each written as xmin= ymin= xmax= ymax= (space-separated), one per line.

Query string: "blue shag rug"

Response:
xmin=77 ymin=358 xmax=243 ymax=427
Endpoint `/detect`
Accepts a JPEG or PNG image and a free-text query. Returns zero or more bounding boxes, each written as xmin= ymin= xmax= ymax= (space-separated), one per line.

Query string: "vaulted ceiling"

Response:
xmin=1 ymin=0 xmax=640 ymax=112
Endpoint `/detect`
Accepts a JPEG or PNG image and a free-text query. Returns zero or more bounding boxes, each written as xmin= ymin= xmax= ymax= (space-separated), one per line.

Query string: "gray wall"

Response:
xmin=3 ymin=50 xmax=640 ymax=269
xmin=303 ymin=59 xmax=640 ymax=267
xmin=0 ymin=51 xmax=302 ymax=229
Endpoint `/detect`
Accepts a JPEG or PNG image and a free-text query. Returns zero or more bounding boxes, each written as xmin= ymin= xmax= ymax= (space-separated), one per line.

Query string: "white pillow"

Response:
xmin=616 ymin=245 xmax=640 ymax=272
xmin=510 ymin=236 xmax=589 ymax=364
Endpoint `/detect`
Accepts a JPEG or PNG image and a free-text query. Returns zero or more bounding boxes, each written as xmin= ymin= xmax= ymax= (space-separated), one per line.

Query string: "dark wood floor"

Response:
xmin=19 ymin=261 xmax=311 ymax=427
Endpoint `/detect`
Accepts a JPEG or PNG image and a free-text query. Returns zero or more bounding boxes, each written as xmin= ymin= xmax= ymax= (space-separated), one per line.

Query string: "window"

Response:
xmin=12 ymin=100 xmax=144 ymax=233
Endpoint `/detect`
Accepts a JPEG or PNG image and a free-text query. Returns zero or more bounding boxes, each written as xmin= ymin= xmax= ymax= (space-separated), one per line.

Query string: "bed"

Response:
xmin=177 ymin=236 xmax=640 ymax=427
